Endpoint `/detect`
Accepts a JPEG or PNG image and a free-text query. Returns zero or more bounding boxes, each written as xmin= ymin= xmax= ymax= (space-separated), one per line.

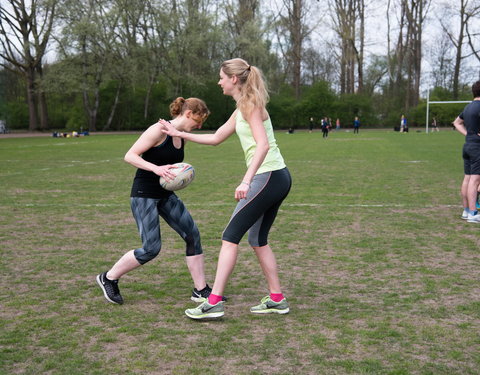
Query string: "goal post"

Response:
xmin=425 ymin=90 xmax=471 ymax=133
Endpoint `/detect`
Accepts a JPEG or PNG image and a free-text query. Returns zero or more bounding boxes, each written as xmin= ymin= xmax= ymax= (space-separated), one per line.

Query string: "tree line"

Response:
xmin=1 ymin=0 xmax=479 ymax=132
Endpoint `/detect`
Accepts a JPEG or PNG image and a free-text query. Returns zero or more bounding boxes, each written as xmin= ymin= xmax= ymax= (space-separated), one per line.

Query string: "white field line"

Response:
xmin=3 ymin=202 xmax=461 ymax=209
xmin=0 ymin=159 xmax=114 ymax=176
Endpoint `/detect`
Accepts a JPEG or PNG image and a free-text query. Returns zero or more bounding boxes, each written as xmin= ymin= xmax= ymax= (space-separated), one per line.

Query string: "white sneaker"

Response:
xmin=461 ymin=209 xmax=469 ymax=220
xmin=467 ymin=213 xmax=480 ymax=223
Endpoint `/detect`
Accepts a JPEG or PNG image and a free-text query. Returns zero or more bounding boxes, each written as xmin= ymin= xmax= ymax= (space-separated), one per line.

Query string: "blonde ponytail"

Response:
xmin=220 ymin=58 xmax=269 ymax=118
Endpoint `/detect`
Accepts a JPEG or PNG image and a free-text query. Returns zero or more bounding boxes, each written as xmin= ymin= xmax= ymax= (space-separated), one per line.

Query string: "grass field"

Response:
xmin=1 ymin=128 xmax=479 ymax=375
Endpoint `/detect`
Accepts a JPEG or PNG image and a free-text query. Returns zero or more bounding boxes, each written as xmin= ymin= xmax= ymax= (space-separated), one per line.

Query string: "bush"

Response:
xmin=5 ymin=101 xmax=29 ymax=129
xmin=65 ymin=105 xmax=87 ymax=131
xmin=297 ymin=81 xmax=336 ymax=127
xmin=333 ymin=93 xmax=374 ymax=128
xmin=268 ymin=84 xmax=297 ymax=129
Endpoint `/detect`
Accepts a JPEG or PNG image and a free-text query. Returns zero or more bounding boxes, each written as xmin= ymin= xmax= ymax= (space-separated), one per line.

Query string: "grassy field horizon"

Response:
xmin=1 ymin=129 xmax=479 ymax=374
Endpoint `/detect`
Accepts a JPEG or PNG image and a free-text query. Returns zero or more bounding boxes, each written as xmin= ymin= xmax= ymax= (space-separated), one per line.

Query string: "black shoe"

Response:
xmin=191 ymin=284 xmax=227 ymax=303
xmin=96 ymin=272 xmax=124 ymax=305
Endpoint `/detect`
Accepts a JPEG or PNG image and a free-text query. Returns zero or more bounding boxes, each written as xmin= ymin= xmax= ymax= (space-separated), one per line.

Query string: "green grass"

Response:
xmin=1 ymin=128 xmax=479 ymax=374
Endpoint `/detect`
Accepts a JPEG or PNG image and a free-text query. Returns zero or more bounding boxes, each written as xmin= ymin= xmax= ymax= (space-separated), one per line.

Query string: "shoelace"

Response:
xmin=111 ymin=280 xmax=120 ymax=295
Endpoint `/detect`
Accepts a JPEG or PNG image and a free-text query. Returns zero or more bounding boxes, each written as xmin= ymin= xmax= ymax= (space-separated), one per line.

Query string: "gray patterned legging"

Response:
xmin=130 ymin=195 xmax=203 ymax=264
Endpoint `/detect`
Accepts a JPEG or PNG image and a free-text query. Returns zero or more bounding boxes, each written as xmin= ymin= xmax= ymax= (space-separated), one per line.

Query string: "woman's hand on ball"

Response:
xmin=155 ymin=165 xmax=176 ymax=181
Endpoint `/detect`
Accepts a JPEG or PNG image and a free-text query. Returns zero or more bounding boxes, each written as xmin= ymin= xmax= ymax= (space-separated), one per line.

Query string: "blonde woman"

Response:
xmin=96 ymin=97 xmax=218 ymax=305
xmin=160 ymin=58 xmax=292 ymax=319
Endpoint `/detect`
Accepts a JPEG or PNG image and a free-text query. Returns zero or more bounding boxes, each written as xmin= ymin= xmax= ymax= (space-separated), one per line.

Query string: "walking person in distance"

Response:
xmin=353 ymin=116 xmax=360 ymax=134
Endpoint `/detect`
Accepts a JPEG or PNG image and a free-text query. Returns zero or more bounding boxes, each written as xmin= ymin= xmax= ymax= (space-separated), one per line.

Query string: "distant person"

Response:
xmin=336 ymin=118 xmax=340 ymax=130
xmin=96 ymin=97 xmax=217 ymax=305
xmin=432 ymin=117 xmax=439 ymax=132
xmin=309 ymin=117 xmax=314 ymax=133
xmin=400 ymin=115 xmax=408 ymax=133
xmin=452 ymin=80 xmax=480 ymax=223
xmin=322 ymin=117 xmax=329 ymax=138
xmin=353 ymin=116 xmax=360 ymax=134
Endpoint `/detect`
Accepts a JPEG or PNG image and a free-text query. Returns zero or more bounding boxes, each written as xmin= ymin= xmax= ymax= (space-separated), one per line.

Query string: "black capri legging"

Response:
xmin=222 ymin=167 xmax=292 ymax=247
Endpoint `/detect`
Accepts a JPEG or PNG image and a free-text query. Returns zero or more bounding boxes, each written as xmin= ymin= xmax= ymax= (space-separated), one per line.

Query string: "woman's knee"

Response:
xmin=185 ymin=235 xmax=202 ymax=256
xmin=134 ymin=245 xmax=161 ymax=264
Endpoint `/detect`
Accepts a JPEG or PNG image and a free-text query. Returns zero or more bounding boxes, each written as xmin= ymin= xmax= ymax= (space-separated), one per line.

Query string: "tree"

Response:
xmin=55 ymin=0 xmax=120 ymax=132
xmin=362 ymin=55 xmax=388 ymax=95
xmin=102 ymin=0 xmax=146 ymax=130
xmin=302 ymin=46 xmax=337 ymax=85
xmin=404 ymin=0 xmax=430 ymax=108
xmin=136 ymin=1 xmax=170 ymax=120
xmin=273 ymin=0 xmax=317 ymax=99
xmin=166 ymin=0 xmax=221 ymax=96
xmin=463 ymin=1 xmax=480 ymax=66
xmin=0 ymin=0 xmax=57 ymax=130
xmin=428 ymin=33 xmax=455 ymax=89
xmin=386 ymin=0 xmax=430 ymax=110
xmin=329 ymin=0 xmax=365 ymax=94
xmin=439 ymin=0 xmax=480 ymax=99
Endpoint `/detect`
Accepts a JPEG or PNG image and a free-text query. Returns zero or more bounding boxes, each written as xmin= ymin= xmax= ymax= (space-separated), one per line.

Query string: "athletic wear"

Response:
xmin=459 ymin=101 xmax=480 ymax=144
xmin=459 ymin=101 xmax=480 ymax=175
xmin=221 ymin=111 xmax=292 ymax=246
xmin=185 ymin=300 xmax=225 ymax=319
xmin=97 ymin=132 xmax=203 ymax=305
xmin=270 ymin=293 xmax=284 ymax=302
xmin=222 ymin=168 xmax=291 ymax=246
xmin=235 ymin=111 xmax=285 ymax=174
xmin=186 ymin=110 xmax=292 ymax=320
xmin=131 ymin=195 xmax=202 ymax=264
xmin=127 ymin=132 xmax=202 ymax=265
xmin=250 ymin=296 xmax=289 ymax=314
xmin=462 ymin=209 xmax=469 ymax=220
xmin=191 ymin=285 xmax=227 ymax=303
xmin=191 ymin=285 xmax=212 ymax=302
xmin=462 ymin=143 xmax=480 ymax=175
xmin=131 ymin=135 xmax=184 ymax=199
xmin=467 ymin=213 xmax=480 ymax=223
xmin=96 ymin=272 xmax=124 ymax=304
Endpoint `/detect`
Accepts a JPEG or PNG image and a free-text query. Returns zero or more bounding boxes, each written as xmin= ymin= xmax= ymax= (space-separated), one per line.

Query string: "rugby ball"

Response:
xmin=159 ymin=162 xmax=195 ymax=191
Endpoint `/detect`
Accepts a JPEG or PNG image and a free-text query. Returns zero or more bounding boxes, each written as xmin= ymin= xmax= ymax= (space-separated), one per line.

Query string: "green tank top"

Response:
xmin=235 ymin=111 xmax=286 ymax=174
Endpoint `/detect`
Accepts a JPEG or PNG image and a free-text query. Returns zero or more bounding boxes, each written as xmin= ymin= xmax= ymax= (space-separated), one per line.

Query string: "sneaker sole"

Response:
xmin=96 ymin=274 xmax=122 ymax=305
xmin=191 ymin=296 xmax=207 ymax=303
xmin=467 ymin=219 xmax=480 ymax=223
xmin=250 ymin=308 xmax=289 ymax=314
xmin=185 ymin=310 xmax=224 ymax=319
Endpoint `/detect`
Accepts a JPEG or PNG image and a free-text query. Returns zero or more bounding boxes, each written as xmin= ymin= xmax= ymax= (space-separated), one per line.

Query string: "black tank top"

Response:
xmin=130 ymin=135 xmax=185 ymax=198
